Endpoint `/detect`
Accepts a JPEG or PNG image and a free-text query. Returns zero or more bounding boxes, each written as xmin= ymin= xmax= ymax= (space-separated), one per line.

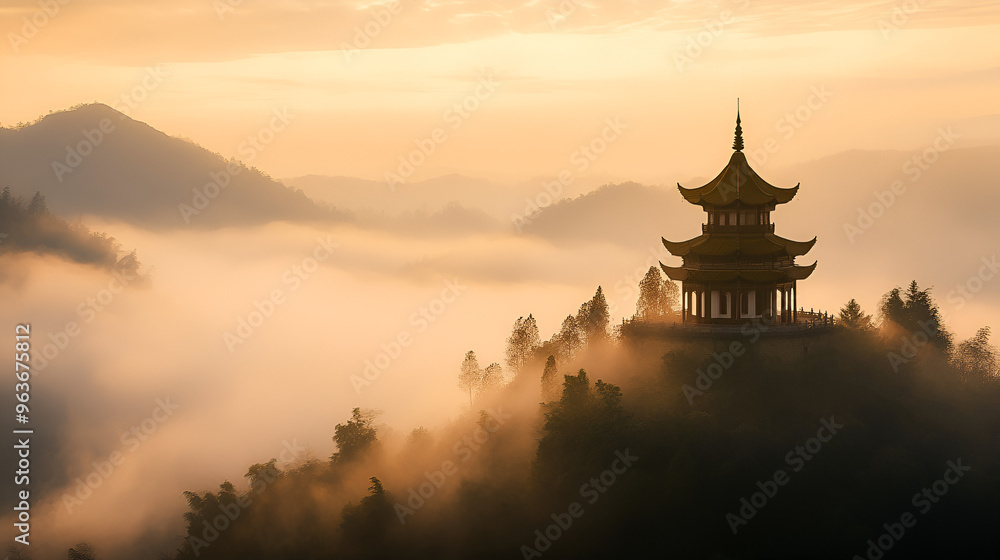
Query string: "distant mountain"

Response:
xmin=0 ymin=104 xmax=346 ymax=228
xmin=519 ymin=146 xmax=1000 ymax=309
xmin=520 ymin=181 xmax=694 ymax=248
xmin=285 ymin=173 xmax=534 ymax=221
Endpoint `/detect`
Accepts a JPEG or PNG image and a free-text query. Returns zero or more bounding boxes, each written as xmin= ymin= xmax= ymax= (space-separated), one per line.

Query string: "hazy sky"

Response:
xmin=2 ymin=0 xmax=999 ymax=182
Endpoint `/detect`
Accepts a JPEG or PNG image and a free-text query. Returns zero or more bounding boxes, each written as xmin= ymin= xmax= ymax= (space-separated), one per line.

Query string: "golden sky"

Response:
xmin=2 ymin=0 xmax=999 ymax=182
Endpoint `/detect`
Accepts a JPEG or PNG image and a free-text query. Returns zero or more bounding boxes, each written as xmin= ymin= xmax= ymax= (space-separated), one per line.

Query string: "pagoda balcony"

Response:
xmin=702 ymin=224 xmax=775 ymax=234
xmin=685 ymin=259 xmax=794 ymax=270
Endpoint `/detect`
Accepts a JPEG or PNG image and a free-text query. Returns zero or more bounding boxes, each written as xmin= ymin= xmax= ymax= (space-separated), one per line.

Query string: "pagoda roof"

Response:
xmin=662 ymin=233 xmax=816 ymax=258
xmin=658 ymin=262 xmax=817 ymax=284
xmin=678 ymin=151 xmax=799 ymax=207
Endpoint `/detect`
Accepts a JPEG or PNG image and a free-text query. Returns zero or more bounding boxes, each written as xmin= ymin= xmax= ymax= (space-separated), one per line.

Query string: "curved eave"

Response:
xmin=662 ymin=235 xmax=707 ymax=257
xmin=677 ymin=152 xmax=800 ymax=207
xmin=787 ymin=261 xmax=818 ymax=280
xmin=668 ymin=234 xmax=817 ymax=258
xmin=765 ymin=234 xmax=817 ymax=257
xmin=657 ymin=262 xmax=818 ymax=284
xmin=659 ymin=262 xmax=688 ymax=281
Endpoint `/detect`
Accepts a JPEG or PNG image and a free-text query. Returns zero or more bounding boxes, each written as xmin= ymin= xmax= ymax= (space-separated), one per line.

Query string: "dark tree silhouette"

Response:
xmin=953 ymin=327 xmax=999 ymax=383
xmin=67 ymin=542 xmax=97 ymax=560
xmin=0 ymin=187 xmax=140 ymax=275
xmin=540 ymin=355 xmax=559 ymax=402
xmin=340 ymin=477 xmax=395 ymax=548
xmin=552 ymin=314 xmax=584 ymax=361
xmin=838 ymin=298 xmax=872 ymax=330
xmin=331 ymin=408 xmax=379 ymax=464
xmin=879 ymin=280 xmax=952 ymax=352
xmin=577 ymin=286 xmax=610 ymax=344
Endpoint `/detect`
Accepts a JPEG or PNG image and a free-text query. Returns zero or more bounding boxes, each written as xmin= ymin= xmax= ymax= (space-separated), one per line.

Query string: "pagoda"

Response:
xmin=660 ymin=109 xmax=817 ymax=325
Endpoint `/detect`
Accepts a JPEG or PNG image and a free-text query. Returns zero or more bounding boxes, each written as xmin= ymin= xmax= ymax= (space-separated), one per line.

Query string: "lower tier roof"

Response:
xmin=659 ymin=262 xmax=817 ymax=284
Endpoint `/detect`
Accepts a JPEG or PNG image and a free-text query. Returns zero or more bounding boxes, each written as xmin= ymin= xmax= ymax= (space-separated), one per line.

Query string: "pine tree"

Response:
xmin=577 ymin=286 xmax=610 ymax=344
xmin=458 ymin=351 xmax=482 ymax=407
xmin=553 ymin=314 xmax=584 ymax=361
xmin=26 ymin=191 xmax=47 ymax=216
xmin=838 ymin=298 xmax=872 ymax=330
xmin=879 ymin=281 xmax=952 ymax=352
xmin=540 ymin=355 xmax=559 ymax=402
xmin=506 ymin=314 xmax=541 ymax=372
xmin=952 ymin=327 xmax=999 ymax=383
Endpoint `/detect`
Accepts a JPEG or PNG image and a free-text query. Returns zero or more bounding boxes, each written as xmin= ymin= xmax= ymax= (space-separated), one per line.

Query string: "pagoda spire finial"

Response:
xmin=732 ymin=99 xmax=744 ymax=152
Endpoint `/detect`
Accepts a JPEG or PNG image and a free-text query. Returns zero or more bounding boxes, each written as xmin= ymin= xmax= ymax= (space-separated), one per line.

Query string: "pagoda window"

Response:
xmin=729 ymin=211 xmax=737 ymax=225
xmin=708 ymin=212 xmax=714 ymax=225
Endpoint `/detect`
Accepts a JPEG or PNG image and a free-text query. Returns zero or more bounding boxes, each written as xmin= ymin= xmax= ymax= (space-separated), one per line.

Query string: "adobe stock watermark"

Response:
xmin=223 ymin=235 xmax=338 ymax=354
xmin=33 ymin=265 xmax=140 ymax=372
xmin=726 ymin=416 xmax=844 ymax=534
xmin=672 ymin=0 xmax=749 ymax=73
xmin=179 ymin=106 xmax=294 ymax=223
xmin=520 ymin=449 xmax=639 ymax=559
xmin=850 ymin=458 xmax=970 ymax=560
xmin=50 ymin=117 xmax=115 ymax=183
xmin=945 ymin=255 xmax=999 ymax=311
xmin=7 ymin=0 xmax=71 ymax=54
xmin=511 ymin=117 xmax=627 ymax=233
xmin=351 ymin=278 xmax=467 ymax=394
xmin=844 ymin=126 xmax=959 ymax=244
xmin=51 ymin=67 xmax=167 ymax=183
xmin=887 ymin=255 xmax=998 ymax=371
xmin=109 ymin=65 xmax=168 ymax=118
xmin=61 ymin=397 xmax=181 ymax=514
xmin=544 ymin=0 xmax=583 ymax=30
xmin=394 ymin=407 xmax=511 ymax=524
xmin=212 ymin=0 xmax=243 ymax=21
xmin=744 ymin=84 xmax=834 ymax=169
xmin=608 ymin=243 xmax=672 ymax=318
xmin=383 ymin=71 xmax=498 ymax=191
xmin=681 ymin=314 xmax=780 ymax=404
xmin=186 ymin=439 xmax=306 ymax=557
xmin=341 ymin=1 xmax=405 ymax=63
xmin=877 ymin=0 xmax=923 ymax=41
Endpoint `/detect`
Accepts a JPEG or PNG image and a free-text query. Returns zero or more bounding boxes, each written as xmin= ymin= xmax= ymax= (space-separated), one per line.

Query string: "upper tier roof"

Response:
xmin=678 ymin=151 xmax=799 ymax=207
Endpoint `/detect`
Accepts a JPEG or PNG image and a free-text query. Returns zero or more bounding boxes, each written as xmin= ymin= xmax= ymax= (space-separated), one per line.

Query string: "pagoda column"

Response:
xmin=793 ymin=284 xmax=797 ymax=323
xmin=780 ymin=287 xmax=786 ymax=323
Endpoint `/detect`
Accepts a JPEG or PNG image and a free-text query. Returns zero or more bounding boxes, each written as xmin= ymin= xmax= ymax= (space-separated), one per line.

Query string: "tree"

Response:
xmin=26 ymin=191 xmax=47 ymax=216
xmin=552 ymin=315 xmax=584 ymax=361
xmin=534 ymin=369 xmax=630 ymax=493
xmin=506 ymin=315 xmax=541 ymax=372
xmin=952 ymin=327 xmax=999 ymax=383
xmin=478 ymin=363 xmax=505 ymax=399
xmin=878 ymin=281 xmax=952 ymax=352
xmin=458 ymin=351 xmax=482 ymax=407
xmin=636 ymin=266 xmax=679 ymax=320
xmin=67 ymin=543 xmax=96 ymax=560
xmin=331 ymin=408 xmax=379 ymax=464
xmin=540 ymin=355 xmax=559 ymax=402
xmin=838 ymin=298 xmax=872 ymax=330
xmin=577 ymin=286 xmax=610 ymax=344
xmin=340 ymin=476 xmax=395 ymax=547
